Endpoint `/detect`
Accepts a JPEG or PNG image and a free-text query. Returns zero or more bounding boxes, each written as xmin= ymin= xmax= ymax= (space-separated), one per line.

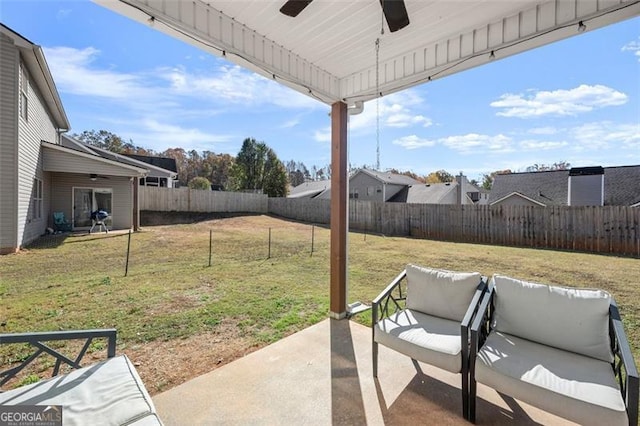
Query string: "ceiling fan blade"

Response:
xmin=380 ymin=0 xmax=410 ymax=33
xmin=280 ymin=0 xmax=314 ymax=17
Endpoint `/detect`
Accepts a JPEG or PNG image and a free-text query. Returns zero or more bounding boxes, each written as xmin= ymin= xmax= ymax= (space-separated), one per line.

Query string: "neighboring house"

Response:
xmin=0 ymin=24 xmax=174 ymax=254
xmin=123 ymin=153 xmax=178 ymax=188
xmin=314 ymin=169 xmax=420 ymax=202
xmin=490 ymin=165 xmax=640 ymax=207
xmin=390 ymin=174 xmax=487 ymax=205
xmin=81 ymin=144 xmax=178 ymax=189
xmin=288 ymin=180 xmax=331 ymax=199
xmin=289 ymin=171 xmax=488 ymax=205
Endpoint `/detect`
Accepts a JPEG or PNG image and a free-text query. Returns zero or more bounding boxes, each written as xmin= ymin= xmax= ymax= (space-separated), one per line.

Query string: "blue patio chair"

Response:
xmin=53 ymin=212 xmax=72 ymax=232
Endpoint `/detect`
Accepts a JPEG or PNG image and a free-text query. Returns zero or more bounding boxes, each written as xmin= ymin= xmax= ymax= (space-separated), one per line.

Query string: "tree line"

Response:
xmin=72 ymin=129 xmax=570 ymax=195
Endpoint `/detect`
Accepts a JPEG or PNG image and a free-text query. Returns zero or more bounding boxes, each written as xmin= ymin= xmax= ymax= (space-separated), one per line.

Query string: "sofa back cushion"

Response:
xmin=405 ymin=264 xmax=482 ymax=322
xmin=492 ymin=275 xmax=613 ymax=363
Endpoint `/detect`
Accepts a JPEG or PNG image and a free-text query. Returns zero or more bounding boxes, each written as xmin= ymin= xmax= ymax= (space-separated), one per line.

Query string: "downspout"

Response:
xmin=55 ymin=128 xmax=67 ymax=144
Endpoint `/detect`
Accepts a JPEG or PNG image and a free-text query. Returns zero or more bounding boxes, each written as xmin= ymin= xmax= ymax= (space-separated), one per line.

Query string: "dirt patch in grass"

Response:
xmin=123 ymin=319 xmax=261 ymax=395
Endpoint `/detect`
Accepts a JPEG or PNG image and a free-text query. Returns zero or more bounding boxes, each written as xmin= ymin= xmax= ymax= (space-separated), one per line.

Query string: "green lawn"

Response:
xmin=1 ymin=214 xmax=638 ymax=393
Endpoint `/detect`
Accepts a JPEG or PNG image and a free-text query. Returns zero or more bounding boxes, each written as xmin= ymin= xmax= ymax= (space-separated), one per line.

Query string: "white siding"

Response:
xmin=0 ymin=34 xmax=19 ymax=253
xmin=43 ymin=147 xmax=142 ymax=176
xmin=17 ymin=55 xmax=59 ymax=247
xmin=50 ymin=173 xmax=134 ymax=230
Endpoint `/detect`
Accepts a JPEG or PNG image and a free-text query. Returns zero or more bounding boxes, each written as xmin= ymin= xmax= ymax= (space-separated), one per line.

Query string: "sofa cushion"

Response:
xmin=374 ymin=309 xmax=463 ymax=373
xmin=405 ymin=264 xmax=481 ymax=322
xmin=492 ymin=275 xmax=613 ymax=363
xmin=475 ymin=331 xmax=627 ymax=426
xmin=0 ymin=355 xmax=162 ymax=426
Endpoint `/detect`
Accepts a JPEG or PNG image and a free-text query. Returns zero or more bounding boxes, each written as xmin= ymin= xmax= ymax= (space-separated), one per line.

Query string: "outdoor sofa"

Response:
xmin=372 ymin=264 xmax=486 ymax=420
xmin=469 ymin=275 xmax=638 ymax=425
xmin=0 ymin=329 xmax=162 ymax=425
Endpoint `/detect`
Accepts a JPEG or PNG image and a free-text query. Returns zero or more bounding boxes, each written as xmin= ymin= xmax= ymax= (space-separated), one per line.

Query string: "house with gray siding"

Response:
xmin=490 ymin=166 xmax=640 ymax=207
xmin=0 ymin=24 xmax=164 ymax=254
xmin=390 ymin=174 xmax=487 ymax=205
xmin=314 ymin=169 xmax=420 ymax=202
xmin=61 ymin=136 xmax=178 ymax=189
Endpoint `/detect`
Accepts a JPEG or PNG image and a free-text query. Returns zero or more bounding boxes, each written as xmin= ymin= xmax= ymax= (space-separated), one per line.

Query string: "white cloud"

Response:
xmin=44 ymin=46 xmax=153 ymax=100
xmin=314 ymin=127 xmax=331 ymax=143
xmin=281 ymin=118 xmax=301 ymax=129
xmin=45 ymin=46 xmax=320 ymax=111
xmin=340 ymin=90 xmax=432 ymax=132
xmin=519 ymin=140 xmax=568 ymax=151
xmin=160 ymin=65 xmax=319 ymax=109
xmin=528 ymin=126 xmax=558 ymax=135
xmin=386 ymin=113 xmax=432 ymax=128
xmin=491 ymin=84 xmax=628 ymax=118
xmin=313 ymin=89 xmax=432 ymax=144
xmin=392 ymin=135 xmax=435 ymax=149
xmin=570 ymin=121 xmax=640 ymax=151
xmin=441 ymin=133 xmax=513 ymax=154
xmin=622 ymin=37 xmax=640 ymax=62
xmin=391 ymin=132 xmax=514 ymax=154
xmin=124 ymin=119 xmax=234 ymax=152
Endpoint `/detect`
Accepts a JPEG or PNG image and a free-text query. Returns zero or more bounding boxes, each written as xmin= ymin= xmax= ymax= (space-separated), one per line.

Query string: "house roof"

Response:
xmin=59 ymin=135 xmax=177 ymax=178
xmin=603 ymin=165 xmax=640 ymax=206
xmin=390 ymin=176 xmax=482 ymax=204
xmin=489 ymin=165 xmax=640 ymax=206
xmin=490 ymin=170 xmax=568 ymax=206
xmin=41 ymin=142 xmax=148 ymax=177
xmin=357 ymin=169 xmax=420 ymax=186
xmin=89 ymin=146 xmax=177 ymax=178
xmin=288 ymin=180 xmax=331 ymax=199
xmin=0 ymin=24 xmax=70 ymax=130
xmin=123 ymin=154 xmax=178 ymax=173
xmin=391 ymin=182 xmax=455 ymax=203
xmin=96 ymin=1 xmax=640 ymax=106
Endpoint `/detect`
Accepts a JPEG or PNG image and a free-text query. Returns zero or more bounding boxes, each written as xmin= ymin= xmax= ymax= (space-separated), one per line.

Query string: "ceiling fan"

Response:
xmin=279 ymin=0 xmax=410 ymax=33
xmin=90 ymin=174 xmax=110 ymax=181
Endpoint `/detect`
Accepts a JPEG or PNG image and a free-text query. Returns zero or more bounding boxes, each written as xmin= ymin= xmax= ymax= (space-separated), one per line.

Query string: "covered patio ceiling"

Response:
xmin=94 ymin=0 xmax=640 ymax=318
xmin=96 ymin=0 xmax=638 ymax=105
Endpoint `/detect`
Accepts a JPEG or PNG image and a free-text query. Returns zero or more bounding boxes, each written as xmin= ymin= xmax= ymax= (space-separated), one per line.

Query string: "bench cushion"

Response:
xmin=374 ymin=309 xmax=462 ymax=373
xmin=492 ymin=275 xmax=613 ymax=363
xmin=0 ymin=355 xmax=162 ymax=426
xmin=406 ymin=264 xmax=481 ymax=322
xmin=475 ymin=331 xmax=627 ymax=426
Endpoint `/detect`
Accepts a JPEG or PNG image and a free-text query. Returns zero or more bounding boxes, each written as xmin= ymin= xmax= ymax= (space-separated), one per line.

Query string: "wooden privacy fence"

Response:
xmin=268 ymin=198 xmax=640 ymax=257
xmin=138 ymin=190 xmax=639 ymax=256
xmin=140 ymin=187 xmax=268 ymax=213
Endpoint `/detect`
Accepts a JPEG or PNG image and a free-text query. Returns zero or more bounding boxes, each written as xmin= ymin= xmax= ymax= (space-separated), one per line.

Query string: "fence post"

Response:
xmin=124 ymin=229 xmax=132 ymax=277
xmin=311 ymin=225 xmax=315 ymax=256
xmin=209 ymin=229 xmax=213 ymax=267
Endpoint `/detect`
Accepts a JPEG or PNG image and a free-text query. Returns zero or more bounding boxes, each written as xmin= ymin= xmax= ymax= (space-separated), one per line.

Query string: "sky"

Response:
xmin=2 ymin=1 xmax=639 ymax=182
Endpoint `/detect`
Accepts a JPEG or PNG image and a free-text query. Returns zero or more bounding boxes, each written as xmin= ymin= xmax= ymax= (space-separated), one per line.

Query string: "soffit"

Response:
xmin=95 ymin=0 xmax=640 ymax=105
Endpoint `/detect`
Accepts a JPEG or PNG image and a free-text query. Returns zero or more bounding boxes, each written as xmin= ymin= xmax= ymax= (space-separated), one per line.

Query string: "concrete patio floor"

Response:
xmin=153 ymin=318 xmax=574 ymax=425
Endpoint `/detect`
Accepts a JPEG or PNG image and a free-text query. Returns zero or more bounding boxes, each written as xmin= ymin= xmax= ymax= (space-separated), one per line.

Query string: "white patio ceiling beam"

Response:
xmin=347 ymin=0 xmax=640 ymax=102
xmin=97 ymin=0 xmax=640 ymax=106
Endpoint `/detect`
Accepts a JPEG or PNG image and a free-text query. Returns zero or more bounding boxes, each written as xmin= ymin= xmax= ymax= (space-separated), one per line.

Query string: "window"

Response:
xmin=31 ymin=178 xmax=42 ymax=220
xmin=73 ymin=188 xmax=112 ymax=228
xmin=19 ymin=63 xmax=28 ymax=121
